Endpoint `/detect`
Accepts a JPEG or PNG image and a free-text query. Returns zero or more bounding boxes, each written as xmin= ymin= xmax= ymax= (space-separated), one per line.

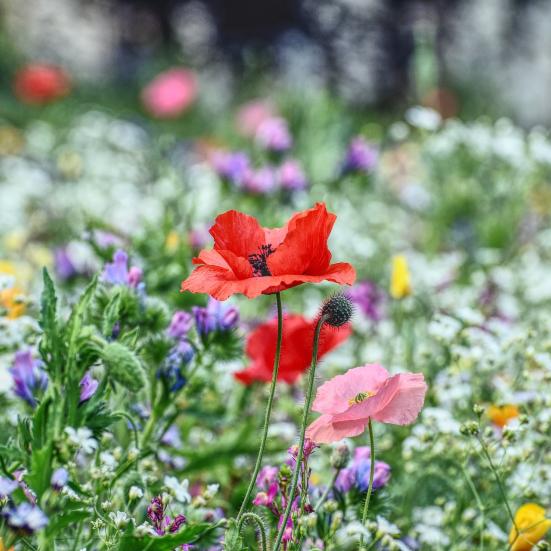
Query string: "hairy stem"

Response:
xmin=237 ymin=512 xmax=269 ymax=551
xmin=273 ymin=315 xmax=326 ymax=551
xmin=237 ymin=292 xmax=283 ymax=520
xmin=359 ymin=418 xmax=375 ymax=550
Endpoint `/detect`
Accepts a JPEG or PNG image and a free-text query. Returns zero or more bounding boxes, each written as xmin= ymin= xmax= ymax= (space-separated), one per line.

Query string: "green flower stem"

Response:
xmin=237 ymin=512 xmax=268 ymax=551
xmin=273 ymin=314 xmax=327 ymax=551
xmin=359 ymin=418 xmax=375 ymax=550
xmin=315 ymin=468 xmax=341 ymax=510
xmin=477 ymin=435 xmax=519 ymax=535
xmin=237 ymin=291 xmax=284 ymax=521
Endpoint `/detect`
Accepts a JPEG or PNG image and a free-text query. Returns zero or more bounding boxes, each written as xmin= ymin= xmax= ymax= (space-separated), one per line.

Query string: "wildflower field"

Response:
xmin=1 ymin=58 xmax=551 ymax=551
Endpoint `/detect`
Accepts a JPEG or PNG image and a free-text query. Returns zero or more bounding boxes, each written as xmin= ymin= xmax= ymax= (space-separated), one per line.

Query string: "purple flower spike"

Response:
xmin=243 ymin=167 xmax=277 ymax=195
xmin=213 ymin=151 xmax=250 ymax=186
xmin=206 ymin=297 xmax=239 ymax=331
xmin=10 ymin=350 xmax=48 ymax=407
xmin=256 ymin=466 xmax=279 ymax=489
xmin=79 ymin=371 xmax=99 ymax=403
xmin=335 ymin=467 xmax=356 ymax=493
xmin=342 ymin=136 xmax=378 ymax=174
xmin=167 ymin=311 xmax=194 ymax=340
xmin=102 ymin=249 xmax=129 ymax=286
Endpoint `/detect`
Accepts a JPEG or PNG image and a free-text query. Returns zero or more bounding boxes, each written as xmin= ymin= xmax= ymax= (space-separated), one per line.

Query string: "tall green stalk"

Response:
xmin=237 ymin=292 xmax=284 ymax=520
xmin=359 ymin=418 xmax=375 ymax=550
xmin=273 ymin=314 xmax=326 ymax=551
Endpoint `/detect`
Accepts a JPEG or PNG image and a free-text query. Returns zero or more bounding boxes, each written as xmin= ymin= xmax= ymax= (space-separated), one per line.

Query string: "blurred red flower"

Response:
xmin=141 ymin=68 xmax=197 ymax=119
xmin=180 ymin=202 xmax=356 ymax=300
xmin=235 ymin=314 xmax=351 ymax=384
xmin=14 ymin=64 xmax=70 ymax=105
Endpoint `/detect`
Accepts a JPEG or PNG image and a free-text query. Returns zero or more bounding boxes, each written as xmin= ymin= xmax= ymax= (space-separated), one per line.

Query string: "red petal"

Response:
xmin=267 ymin=203 xmax=337 ymax=276
xmin=210 ymin=210 xmax=265 ymax=259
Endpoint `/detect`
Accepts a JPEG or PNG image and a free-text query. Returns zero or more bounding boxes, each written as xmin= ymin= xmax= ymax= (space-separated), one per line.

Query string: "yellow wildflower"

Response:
xmin=390 ymin=254 xmax=411 ymax=299
xmin=509 ymin=503 xmax=551 ymax=551
xmin=0 ymin=261 xmax=26 ymax=319
xmin=487 ymin=404 xmax=519 ymax=428
xmin=165 ymin=230 xmax=180 ymax=252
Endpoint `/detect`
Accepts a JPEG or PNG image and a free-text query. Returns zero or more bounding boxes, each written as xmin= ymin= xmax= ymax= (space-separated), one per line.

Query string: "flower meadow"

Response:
xmin=1 ymin=81 xmax=551 ymax=551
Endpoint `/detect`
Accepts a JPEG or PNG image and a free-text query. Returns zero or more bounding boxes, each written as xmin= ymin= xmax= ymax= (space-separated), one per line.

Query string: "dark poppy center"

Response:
xmin=248 ymin=244 xmax=275 ymax=276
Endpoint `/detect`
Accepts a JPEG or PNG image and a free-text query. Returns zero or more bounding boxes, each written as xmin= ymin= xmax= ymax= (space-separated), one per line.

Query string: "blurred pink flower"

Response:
xmin=306 ymin=364 xmax=427 ymax=444
xmin=235 ymin=99 xmax=276 ymax=136
xmin=142 ymin=68 xmax=197 ymax=119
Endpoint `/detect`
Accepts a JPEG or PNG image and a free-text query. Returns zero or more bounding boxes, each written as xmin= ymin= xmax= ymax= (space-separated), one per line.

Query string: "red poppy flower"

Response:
xmin=180 ymin=203 xmax=356 ymax=300
xmin=14 ymin=64 xmax=70 ymax=105
xmin=235 ymin=314 xmax=351 ymax=385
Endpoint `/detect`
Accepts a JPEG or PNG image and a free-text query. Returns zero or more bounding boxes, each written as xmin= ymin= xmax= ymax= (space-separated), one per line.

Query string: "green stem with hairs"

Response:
xmin=237 ymin=291 xmax=284 ymax=521
xmin=359 ymin=418 xmax=375 ymax=550
xmin=273 ymin=314 xmax=327 ymax=551
xmin=237 ymin=512 xmax=268 ymax=551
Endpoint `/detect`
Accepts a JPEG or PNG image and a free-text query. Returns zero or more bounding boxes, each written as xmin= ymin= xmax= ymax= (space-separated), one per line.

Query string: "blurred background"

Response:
xmin=1 ymin=0 xmax=551 ymax=125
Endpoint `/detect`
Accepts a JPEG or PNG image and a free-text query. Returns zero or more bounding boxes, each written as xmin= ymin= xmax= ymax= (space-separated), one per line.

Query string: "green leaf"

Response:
xmin=102 ymin=342 xmax=146 ymax=392
xmin=223 ymin=519 xmax=246 ymax=551
xmin=31 ymin=396 xmax=52 ymax=450
xmin=45 ymin=509 xmax=90 ymax=538
xmin=118 ymin=523 xmax=213 ymax=551
xmin=26 ymin=440 xmax=53 ymax=499
xmin=102 ymin=289 xmax=122 ymax=337
xmin=39 ymin=268 xmax=57 ymax=333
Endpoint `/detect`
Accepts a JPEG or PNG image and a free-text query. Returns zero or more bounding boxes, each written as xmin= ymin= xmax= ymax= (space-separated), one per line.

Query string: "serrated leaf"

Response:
xmin=39 ymin=268 xmax=57 ymax=333
xmin=223 ymin=519 xmax=246 ymax=551
xmin=118 ymin=523 xmax=213 ymax=551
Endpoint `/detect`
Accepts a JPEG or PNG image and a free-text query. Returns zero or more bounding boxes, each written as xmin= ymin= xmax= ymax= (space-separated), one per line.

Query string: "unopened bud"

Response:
xmin=320 ymin=294 xmax=353 ymax=327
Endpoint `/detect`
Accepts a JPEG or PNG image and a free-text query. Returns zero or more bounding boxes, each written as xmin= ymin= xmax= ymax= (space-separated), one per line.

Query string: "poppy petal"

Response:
xmin=306 ymin=414 xmax=366 ymax=444
xmin=210 ymin=210 xmax=265 ymax=259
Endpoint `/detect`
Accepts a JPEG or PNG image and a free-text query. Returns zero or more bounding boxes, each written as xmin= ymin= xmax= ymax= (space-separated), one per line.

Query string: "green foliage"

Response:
xmin=117 ymin=523 xmax=214 ymax=551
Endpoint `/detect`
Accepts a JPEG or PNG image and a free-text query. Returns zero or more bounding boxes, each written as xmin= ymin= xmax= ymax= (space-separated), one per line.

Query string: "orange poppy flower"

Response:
xmin=488 ymin=404 xmax=519 ymax=428
xmin=234 ymin=314 xmax=351 ymax=384
xmin=180 ymin=203 xmax=356 ymax=300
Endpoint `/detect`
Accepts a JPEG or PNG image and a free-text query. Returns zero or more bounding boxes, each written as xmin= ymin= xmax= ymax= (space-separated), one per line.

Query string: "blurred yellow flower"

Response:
xmin=509 ymin=503 xmax=551 ymax=551
xmin=390 ymin=254 xmax=411 ymax=299
xmin=165 ymin=231 xmax=180 ymax=252
xmin=0 ymin=536 xmax=14 ymax=550
xmin=3 ymin=230 xmax=26 ymax=252
xmin=0 ymin=261 xmax=26 ymax=319
xmin=488 ymin=404 xmax=519 ymax=428
xmin=0 ymin=125 xmax=24 ymax=156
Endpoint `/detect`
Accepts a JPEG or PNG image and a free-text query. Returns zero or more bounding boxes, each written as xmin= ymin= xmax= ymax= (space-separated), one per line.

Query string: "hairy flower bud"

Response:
xmin=331 ymin=443 xmax=350 ymax=469
xmin=102 ymin=342 xmax=146 ymax=392
xmin=320 ymin=293 xmax=353 ymax=328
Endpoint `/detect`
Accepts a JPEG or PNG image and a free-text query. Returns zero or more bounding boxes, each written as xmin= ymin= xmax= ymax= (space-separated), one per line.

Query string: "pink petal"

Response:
xmin=372 ymin=373 xmax=427 ymax=425
xmin=306 ymin=414 xmax=366 ymax=444
xmin=312 ymin=364 xmax=389 ymax=415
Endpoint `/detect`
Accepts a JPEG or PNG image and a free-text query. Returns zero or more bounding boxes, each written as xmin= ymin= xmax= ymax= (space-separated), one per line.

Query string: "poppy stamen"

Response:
xmin=248 ymin=244 xmax=275 ymax=277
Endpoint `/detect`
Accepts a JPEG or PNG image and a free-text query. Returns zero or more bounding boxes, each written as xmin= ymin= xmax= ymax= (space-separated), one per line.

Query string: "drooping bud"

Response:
xmin=102 ymin=342 xmax=145 ymax=392
xmin=320 ymin=293 xmax=353 ymax=328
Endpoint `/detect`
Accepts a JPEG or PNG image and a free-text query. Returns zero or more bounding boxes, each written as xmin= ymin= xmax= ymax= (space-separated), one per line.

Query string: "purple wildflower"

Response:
xmin=256 ymin=466 xmax=279 ymax=489
xmin=54 ymin=247 xmax=77 ymax=280
xmin=51 ymin=468 xmax=68 ymax=491
xmin=0 ymin=476 xmax=18 ymax=498
xmin=3 ymin=502 xmax=48 ymax=533
xmin=213 ymin=151 xmax=250 ymax=186
xmin=159 ymin=340 xmax=194 ymax=392
xmin=147 ymin=495 xmax=166 ymax=535
xmin=10 ymin=350 xmax=48 ymax=407
xmin=342 ymin=136 xmax=378 ymax=174
xmin=102 ymin=249 xmax=142 ymax=288
xmin=353 ymin=447 xmax=391 ymax=491
xmin=335 ymin=467 xmax=356 ymax=493
xmin=256 ymin=117 xmax=292 ymax=152
xmin=193 ymin=298 xmax=239 ymax=337
xmin=79 ymin=371 xmax=99 ymax=403
xmin=161 ymin=425 xmax=183 ymax=449
xmin=278 ymin=160 xmax=308 ymax=191
xmin=347 ymin=280 xmax=384 ymax=322
xmin=168 ymin=514 xmax=187 ymax=533
xmin=167 ymin=311 xmax=194 ymax=340
xmin=243 ymin=167 xmax=277 ymax=195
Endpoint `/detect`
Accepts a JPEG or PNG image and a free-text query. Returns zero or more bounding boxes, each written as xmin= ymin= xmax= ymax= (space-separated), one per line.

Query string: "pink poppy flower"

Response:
xmin=306 ymin=364 xmax=427 ymax=444
xmin=141 ymin=68 xmax=197 ymax=119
